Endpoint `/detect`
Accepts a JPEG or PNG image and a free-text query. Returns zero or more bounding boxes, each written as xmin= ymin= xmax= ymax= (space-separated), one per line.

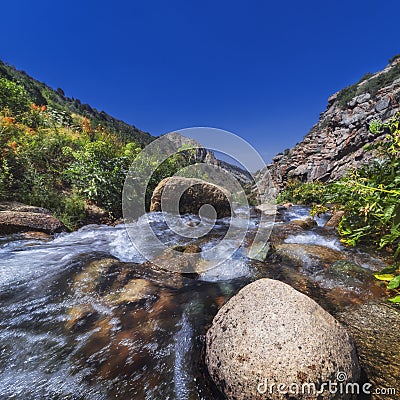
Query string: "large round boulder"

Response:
xmin=206 ymin=278 xmax=360 ymax=400
xmin=150 ymin=176 xmax=232 ymax=218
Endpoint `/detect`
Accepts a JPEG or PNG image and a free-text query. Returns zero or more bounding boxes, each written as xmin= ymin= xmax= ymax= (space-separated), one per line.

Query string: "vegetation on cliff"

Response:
xmin=278 ymin=114 xmax=400 ymax=301
xmin=0 ymin=61 xmax=152 ymax=145
xmin=336 ymin=57 xmax=400 ymax=108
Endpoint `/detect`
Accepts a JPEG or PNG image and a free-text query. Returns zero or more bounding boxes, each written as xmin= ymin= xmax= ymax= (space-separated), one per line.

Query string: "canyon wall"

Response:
xmin=267 ymin=58 xmax=400 ymax=190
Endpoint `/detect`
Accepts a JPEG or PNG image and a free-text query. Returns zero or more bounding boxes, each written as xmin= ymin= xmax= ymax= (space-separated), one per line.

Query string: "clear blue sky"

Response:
xmin=1 ymin=0 xmax=399 ymax=162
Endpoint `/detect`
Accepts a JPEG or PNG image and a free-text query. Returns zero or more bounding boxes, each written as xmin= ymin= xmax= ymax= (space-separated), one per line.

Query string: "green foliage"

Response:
xmin=0 ymin=62 xmax=162 ymax=226
xmin=336 ymin=62 xmax=400 ymax=108
xmin=279 ymin=114 xmax=400 ymax=299
xmin=277 ymin=179 xmax=328 ymax=205
xmin=310 ymin=204 xmax=329 ymax=218
xmin=64 ymin=140 xmax=129 ymax=215
xmin=357 ymin=72 xmax=374 ymax=83
xmin=336 ymin=84 xmax=358 ymax=108
xmin=0 ymin=77 xmax=30 ymax=116
xmin=0 ymin=60 xmax=153 ymax=145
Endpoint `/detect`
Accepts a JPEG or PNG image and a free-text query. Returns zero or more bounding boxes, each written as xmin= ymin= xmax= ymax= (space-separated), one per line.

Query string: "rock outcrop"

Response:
xmin=161 ymin=132 xmax=253 ymax=186
xmin=0 ymin=202 xmax=66 ymax=234
xmin=150 ymin=176 xmax=232 ymax=218
xmin=205 ymin=278 xmax=360 ymax=400
xmin=266 ymin=58 xmax=400 ymax=190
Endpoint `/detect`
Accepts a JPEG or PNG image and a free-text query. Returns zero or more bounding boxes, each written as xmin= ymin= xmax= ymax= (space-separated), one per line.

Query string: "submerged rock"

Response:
xmin=20 ymin=231 xmax=52 ymax=240
xmin=65 ymin=304 xmax=99 ymax=332
xmin=150 ymin=176 xmax=232 ymax=218
xmin=103 ymin=278 xmax=157 ymax=305
xmin=72 ymin=257 xmax=124 ymax=295
xmin=273 ymin=243 xmax=345 ymax=268
xmin=269 ymin=222 xmax=306 ymax=245
xmin=327 ymin=260 xmax=373 ymax=283
xmin=206 ymin=278 xmax=360 ymax=400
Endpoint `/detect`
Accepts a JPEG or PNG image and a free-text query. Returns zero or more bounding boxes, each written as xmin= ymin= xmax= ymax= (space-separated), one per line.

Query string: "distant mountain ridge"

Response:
xmin=266 ymin=55 xmax=400 ymax=190
xmin=0 ymin=59 xmax=255 ymax=186
xmin=0 ymin=60 xmax=153 ymax=145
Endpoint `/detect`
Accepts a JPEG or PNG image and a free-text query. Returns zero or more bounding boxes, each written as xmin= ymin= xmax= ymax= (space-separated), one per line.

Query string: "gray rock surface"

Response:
xmin=263 ymin=59 xmax=400 ymax=190
xmin=206 ymin=278 xmax=360 ymax=400
xmin=0 ymin=201 xmax=50 ymax=214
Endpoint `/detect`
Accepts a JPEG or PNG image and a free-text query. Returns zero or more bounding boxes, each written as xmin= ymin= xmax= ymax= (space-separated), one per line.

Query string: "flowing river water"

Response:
xmin=0 ymin=206 xmax=392 ymax=399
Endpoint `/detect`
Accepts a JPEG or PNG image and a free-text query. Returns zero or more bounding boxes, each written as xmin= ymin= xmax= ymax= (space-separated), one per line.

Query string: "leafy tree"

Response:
xmin=0 ymin=77 xmax=30 ymax=116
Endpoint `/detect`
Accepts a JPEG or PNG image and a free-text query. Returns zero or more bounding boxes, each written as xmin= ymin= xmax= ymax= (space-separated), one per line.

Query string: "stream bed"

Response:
xmin=0 ymin=206 xmax=397 ymax=399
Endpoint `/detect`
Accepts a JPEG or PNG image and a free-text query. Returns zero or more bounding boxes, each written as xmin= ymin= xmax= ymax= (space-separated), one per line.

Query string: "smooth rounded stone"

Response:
xmin=72 ymin=257 xmax=123 ymax=295
xmin=103 ymin=278 xmax=157 ymax=305
xmin=65 ymin=304 xmax=99 ymax=332
xmin=0 ymin=210 xmax=66 ymax=234
xmin=273 ymin=243 xmax=345 ymax=268
xmin=206 ymin=279 xmax=360 ymax=400
xmin=325 ymin=211 xmax=345 ymax=228
xmin=336 ymin=301 xmax=400 ymax=400
xmin=255 ymin=202 xmax=277 ymax=216
xmin=150 ymin=176 xmax=231 ymax=218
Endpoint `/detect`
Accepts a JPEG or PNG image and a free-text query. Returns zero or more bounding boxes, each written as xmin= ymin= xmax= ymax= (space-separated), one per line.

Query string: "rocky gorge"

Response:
xmin=1 ymin=55 xmax=399 ymax=400
xmin=266 ymin=57 xmax=400 ymax=189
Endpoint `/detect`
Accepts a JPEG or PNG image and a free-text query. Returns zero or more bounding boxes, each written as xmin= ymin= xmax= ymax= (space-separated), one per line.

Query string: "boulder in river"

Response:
xmin=273 ymin=243 xmax=345 ymax=268
xmin=290 ymin=217 xmax=318 ymax=229
xmin=150 ymin=176 xmax=232 ymax=218
xmin=206 ymin=278 xmax=360 ymax=400
xmin=325 ymin=210 xmax=345 ymax=229
xmin=0 ymin=209 xmax=66 ymax=234
xmin=269 ymin=222 xmax=306 ymax=245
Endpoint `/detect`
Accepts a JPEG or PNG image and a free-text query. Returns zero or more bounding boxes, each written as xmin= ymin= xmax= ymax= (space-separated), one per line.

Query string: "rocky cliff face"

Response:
xmin=267 ymin=58 xmax=400 ymax=190
xmin=165 ymin=132 xmax=253 ymax=185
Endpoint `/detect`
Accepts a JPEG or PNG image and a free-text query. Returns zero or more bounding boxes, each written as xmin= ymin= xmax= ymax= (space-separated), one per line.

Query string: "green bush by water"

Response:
xmin=278 ymin=114 xmax=400 ymax=301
